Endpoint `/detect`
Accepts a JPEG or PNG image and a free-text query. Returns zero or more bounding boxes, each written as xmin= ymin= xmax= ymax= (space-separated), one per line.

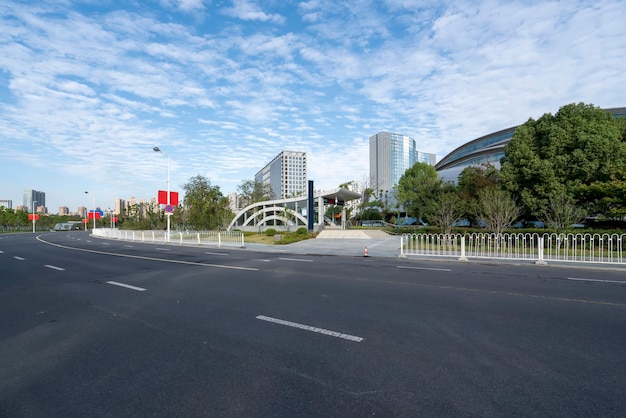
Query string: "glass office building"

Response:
xmin=369 ymin=132 xmax=436 ymax=192
xmin=23 ymin=189 xmax=45 ymax=212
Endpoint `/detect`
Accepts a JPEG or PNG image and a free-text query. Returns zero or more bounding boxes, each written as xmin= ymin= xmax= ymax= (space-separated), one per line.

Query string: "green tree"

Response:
xmin=500 ymin=102 xmax=626 ymax=216
xmin=183 ymin=175 xmax=233 ymax=230
xmin=457 ymin=163 xmax=500 ymax=201
xmin=539 ymin=193 xmax=585 ymax=233
xmin=475 ymin=189 xmax=522 ymax=235
xmin=396 ymin=162 xmax=442 ymax=222
xmin=457 ymin=163 xmax=500 ymax=224
xmin=428 ymin=189 xmax=466 ymax=235
xmin=237 ymin=179 xmax=274 ymax=208
xmin=579 ymin=169 xmax=626 ymax=221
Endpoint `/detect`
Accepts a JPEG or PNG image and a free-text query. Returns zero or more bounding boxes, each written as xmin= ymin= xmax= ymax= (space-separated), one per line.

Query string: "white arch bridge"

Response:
xmin=227 ymin=188 xmax=361 ymax=232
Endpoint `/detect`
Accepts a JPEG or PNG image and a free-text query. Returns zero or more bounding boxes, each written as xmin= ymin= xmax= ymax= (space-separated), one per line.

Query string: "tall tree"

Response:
xmin=457 ymin=163 xmax=500 ymax=201
xmin=427 ymin=188 xmax=466 ymax=235
xmin=237 ymin=179 xmax=274 ymax=208
xmin=500 ymin=102 xmax=626 ymax=216
xmin=578 ymin=168 xmax=626 ymax=221
xmin=396 ymin=162 xmax=442 ymax=222
xmin=539 ymin=193 xmax=585 ymax=232
xmin=457 ymin=163 xmax=500 ymax=224
xmin=183 ymin=175 xmax=233 ymax=230
xmin=475 ymin=189 xmax=522 ymax=235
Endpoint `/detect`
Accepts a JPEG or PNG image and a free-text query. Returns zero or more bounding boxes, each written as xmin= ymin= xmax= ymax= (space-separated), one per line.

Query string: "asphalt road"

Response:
xmin=1 ymin=231 xmax=625 ymax=417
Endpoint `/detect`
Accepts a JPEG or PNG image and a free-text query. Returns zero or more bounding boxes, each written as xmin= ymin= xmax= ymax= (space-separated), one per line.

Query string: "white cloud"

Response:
xmin=221 ymin=0 xmax=285 ymax=24
xmin=1 ymin=0 xmax=625 ymax=211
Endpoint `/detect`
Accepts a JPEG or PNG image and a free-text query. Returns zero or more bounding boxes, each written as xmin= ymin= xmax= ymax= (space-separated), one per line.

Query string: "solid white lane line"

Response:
xmin=567 ymin=277 xmax=626 ymax=285
xmin=279 ymin=257 xmax=313 ymax=262
xmin=155 ymin=247 xmax=171 ymax=251
xmin=205 ymin=251 xmax=228 ymax=256
xmin=397 ymin=265 xmax=452 ymax=272
xmin=14 ymin=256 xmax=25 ymax=261
xmin=123 ymin=245 xmax=134 ymax=248
xmin=256 ymin=315 xmax=364 ymax=342
xmin=106 ymin=281 xmax=146 ymax=292
xmin=0 ymin=250 xmax=4 ymax=253
xmin=36 ymin=236 xmax=258 ymax=271
xmin=45 ymin=265 xmax=65 ymax=271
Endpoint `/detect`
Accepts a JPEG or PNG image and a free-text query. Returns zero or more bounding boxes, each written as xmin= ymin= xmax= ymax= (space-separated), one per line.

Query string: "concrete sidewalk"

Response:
xmin=242 ymin=233 xmax=401 ymax=258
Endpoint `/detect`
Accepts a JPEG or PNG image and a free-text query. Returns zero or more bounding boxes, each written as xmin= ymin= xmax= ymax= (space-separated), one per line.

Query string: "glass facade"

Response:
xmin=23 ymin=189 xmax=45 ymax=211
xmin=370 ymin=132 xmax=436 ymax=192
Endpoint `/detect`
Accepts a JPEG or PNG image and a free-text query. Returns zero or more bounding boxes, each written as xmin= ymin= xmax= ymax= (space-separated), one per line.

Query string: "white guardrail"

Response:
xmin=92 ymin=229 xmax=245 ymax=248
xmin=400 ymin=233 xmax=626 ymax=265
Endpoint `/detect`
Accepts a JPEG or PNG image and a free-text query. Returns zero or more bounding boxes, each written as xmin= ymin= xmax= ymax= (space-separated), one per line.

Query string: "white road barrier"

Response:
xmin=92 ymin=229 xmax=245 ymax=248
xmin=400 ymin=232 xmax=626 ymax=265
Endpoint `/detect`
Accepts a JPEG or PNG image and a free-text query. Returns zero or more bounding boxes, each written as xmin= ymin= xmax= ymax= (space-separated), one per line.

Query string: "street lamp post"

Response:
xmin=32 ymin=200 xmax=37 ymax=233
xmin=153 ymin=147 xmax=170 ymax=242
xmin=108 ymin=208 xmax=114 ymax=230
xmin=85 ymin=191 xmax=96 ymax=230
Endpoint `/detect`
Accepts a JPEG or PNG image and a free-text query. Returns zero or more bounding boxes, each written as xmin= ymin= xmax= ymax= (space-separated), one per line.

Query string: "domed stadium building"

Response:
xmin=435 ymin=107 xmax=626 ymax=182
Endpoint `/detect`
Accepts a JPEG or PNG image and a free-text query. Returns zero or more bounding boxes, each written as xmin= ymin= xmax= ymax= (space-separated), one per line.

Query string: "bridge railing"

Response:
xmin=92 ymin=229 xmax=245 ymax=248
xmin=400 ymin=232 xmax=626 ymax=265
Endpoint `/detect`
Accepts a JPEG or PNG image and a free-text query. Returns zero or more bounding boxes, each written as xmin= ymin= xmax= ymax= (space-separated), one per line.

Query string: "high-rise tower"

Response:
xmin=369 ymin=132 xmax=435 ymax=193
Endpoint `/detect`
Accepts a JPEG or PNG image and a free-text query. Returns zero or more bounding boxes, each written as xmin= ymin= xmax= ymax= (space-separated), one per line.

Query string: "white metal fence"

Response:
xmin=400 ymin=233 xmax=626 ymax=265
xmin=92 ymin=229 xmax=245 ymax=248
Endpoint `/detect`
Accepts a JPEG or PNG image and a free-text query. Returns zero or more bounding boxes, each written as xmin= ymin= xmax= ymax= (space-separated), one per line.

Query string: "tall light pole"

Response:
xmin=153 ymin=147 xmax=170 ymax=242
xmin=32 ymin=200 xmax=37 ymax=233
xmin=85 ymin=191 xmax=96 ymax=230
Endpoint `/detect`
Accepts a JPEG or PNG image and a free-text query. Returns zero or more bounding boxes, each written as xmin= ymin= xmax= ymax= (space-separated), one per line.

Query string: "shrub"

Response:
xmin=265 ymin=228 xmax=277 ymax=237
xmin=296 ymin=227 xmax=308 ymax=235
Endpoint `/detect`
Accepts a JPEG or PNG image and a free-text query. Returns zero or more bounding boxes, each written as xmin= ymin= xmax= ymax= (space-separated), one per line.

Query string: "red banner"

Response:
xmin=28 ymin=214 xmax=40 ymax=220
xmin=88 ymin=212 xmax=101 ymax=219
xmin=158 ymin=190 xmax=179 ymax=206
xmin=170 ymin=191 xmax=179 ymax=206
xmin=158 ymin=190 xmax=167 ymax=205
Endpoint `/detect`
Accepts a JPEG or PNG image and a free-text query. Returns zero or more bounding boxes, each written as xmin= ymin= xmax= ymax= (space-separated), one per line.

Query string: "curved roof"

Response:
xmin=435 ymin=107 xmax=626 ymax=174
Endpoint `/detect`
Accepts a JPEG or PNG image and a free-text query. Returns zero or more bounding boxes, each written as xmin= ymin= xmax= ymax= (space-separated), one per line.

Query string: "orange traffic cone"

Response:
xmin=364 ymin=247 xmax=369 ymax=257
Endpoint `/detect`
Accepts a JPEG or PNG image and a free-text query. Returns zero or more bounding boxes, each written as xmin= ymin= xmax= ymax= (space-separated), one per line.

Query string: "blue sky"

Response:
xmin=1 ymin=0 xmax=625 ymax=213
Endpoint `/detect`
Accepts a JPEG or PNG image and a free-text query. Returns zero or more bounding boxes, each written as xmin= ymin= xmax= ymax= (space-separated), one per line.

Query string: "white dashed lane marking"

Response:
xmin=279 ymin=257 xmax=313 ymax=263
xmin=256 ymin=315 xmax=364 ymax=342
xmin=106 ymin=281 xmax=146 ymax=292
xmin=397 ymin=265 xmax=452 ymax=272
xmin=567 ymin=277 xmax=626 ymax=285
xmin=45 ymin=265 xmax=65 ymax=271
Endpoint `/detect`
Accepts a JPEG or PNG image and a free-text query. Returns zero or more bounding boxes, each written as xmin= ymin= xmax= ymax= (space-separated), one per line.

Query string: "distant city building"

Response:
xmin=228 ymin=192 xmax=240 ymax=213
xmin=369 ymin=132 xmax=436 ymax=193
xmin=0 ymin=200 xmax=12 ymax=209
xmin=115 ymin=198 xmax=126 ymax=215
xmin=255 ymin=150 xmax=307 ymax=200
xmin=58 ymin=206 xmax=69 ymax=216
xmin=23 ymin=189 xmax=45 ymax=212
xmin=78 ymin=206 xmax=88 ymax=218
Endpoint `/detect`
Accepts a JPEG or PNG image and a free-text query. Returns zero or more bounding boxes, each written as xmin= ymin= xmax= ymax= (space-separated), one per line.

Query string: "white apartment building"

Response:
xmin=255 ymin=150 xmax=307 ymax=200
